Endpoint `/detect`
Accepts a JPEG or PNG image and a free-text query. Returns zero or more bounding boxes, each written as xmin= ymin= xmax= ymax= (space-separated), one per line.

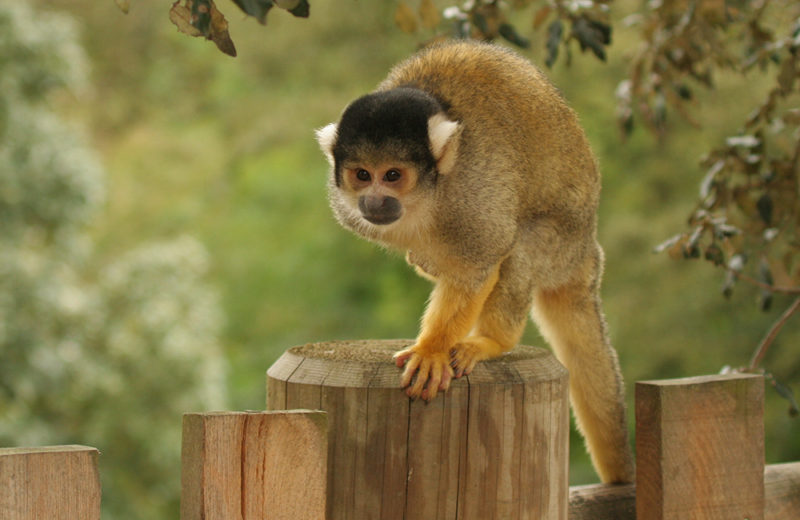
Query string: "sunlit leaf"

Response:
xmin=729 ymin=253 xmax=747 ymax=273
xmin=726 ymin=135 xmax=761 ymax=148
xmin=169 ymin=1 xmax=202 ymax=37
xmin=169 ymin=0 xmax=237 ymax=57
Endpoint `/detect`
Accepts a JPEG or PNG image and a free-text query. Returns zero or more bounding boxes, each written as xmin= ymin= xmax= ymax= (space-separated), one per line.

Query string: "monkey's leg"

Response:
xmin=394 ymin=264 xmax=501 ymax=401
xmin=451 ymin=254 xmax=531 ymax=377
xmin=530 ymin=252 xmax=635 ymax=484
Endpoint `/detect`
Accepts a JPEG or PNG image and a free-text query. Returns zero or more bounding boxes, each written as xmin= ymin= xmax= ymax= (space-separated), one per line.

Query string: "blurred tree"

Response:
xmin=0 ymin=3 xmax=227 ymax=519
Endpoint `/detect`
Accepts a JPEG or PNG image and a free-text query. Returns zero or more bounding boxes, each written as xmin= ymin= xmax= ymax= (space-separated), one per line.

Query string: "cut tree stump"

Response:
xmin=266 ymin=339 xmax=570 ymax=520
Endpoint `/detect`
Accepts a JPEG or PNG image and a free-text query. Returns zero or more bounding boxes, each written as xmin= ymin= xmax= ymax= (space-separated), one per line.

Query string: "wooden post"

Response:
xmin=0 ymin=445 xmax=100 ymax=520
xmin=636 ymin=373 xmax=765 ymax=520
xmin=181 ymin=410 xmax=327 ymax=520
xmin=765 ymin=461 xmax=800 ymax=520
xmin=266 ymin=339 xmax=570 ymax=520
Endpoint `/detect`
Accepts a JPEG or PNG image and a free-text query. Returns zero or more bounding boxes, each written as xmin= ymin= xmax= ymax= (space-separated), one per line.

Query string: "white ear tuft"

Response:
xmin=428 ymin=113 xmax=460 ymax=174
xmin=315 ymin=123 xmax=338 ymax=166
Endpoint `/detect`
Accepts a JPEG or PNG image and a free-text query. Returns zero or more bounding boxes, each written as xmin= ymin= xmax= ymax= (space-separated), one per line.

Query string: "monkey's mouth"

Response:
xmin=362 ymin=213 xmax=401 ymax=226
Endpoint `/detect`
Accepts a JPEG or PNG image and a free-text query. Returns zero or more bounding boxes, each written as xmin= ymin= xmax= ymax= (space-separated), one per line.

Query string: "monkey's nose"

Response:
xmin=358 ymin=195 xmax=402 ymax=225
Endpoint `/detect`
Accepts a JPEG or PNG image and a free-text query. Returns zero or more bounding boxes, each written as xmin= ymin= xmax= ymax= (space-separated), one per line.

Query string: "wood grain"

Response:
xmin=267 ymin=339 xmax=569 ymax=520
xmin=635 ymin=373 xmax=765 ymax=520
xmin=0 ymin=445 xmax=100 ymax=520
xmin=180 ymin=410 xmax=327 ymax=520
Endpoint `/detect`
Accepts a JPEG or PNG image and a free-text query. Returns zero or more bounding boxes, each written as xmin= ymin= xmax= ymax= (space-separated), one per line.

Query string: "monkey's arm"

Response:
xmin=393 ymin=264 xmax=501 ymax=400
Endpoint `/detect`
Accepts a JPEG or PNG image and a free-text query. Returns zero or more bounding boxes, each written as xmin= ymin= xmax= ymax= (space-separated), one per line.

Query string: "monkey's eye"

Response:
xmin=384 ymin=169 xmax=402 ymax=182
xmin=355 ymin=169 xmax=371 ymax=182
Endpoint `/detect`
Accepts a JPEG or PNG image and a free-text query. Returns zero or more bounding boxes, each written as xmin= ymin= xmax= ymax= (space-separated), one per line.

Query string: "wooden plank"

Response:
xmin=180 ymin=410 xmax=327 ymax=520
xmin=566 ymin=462 xmax=800 ymax=520
xmin=765 ymin=461 xmax=800 ymax=520
xmin=568 ymin=483 xmax=635 ymax=520
xmin=636 ymin=374 xmax=764 ymax=520
xmin=0 ymin=445 xmax=100 ymax=520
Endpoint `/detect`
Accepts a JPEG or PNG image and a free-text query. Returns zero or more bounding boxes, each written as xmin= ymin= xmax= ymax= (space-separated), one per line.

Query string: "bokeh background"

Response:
xmin=2 ymin=1 xmax=798 ymax=518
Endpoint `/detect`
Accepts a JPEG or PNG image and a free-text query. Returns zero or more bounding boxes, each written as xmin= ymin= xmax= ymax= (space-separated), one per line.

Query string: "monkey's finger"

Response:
xmin=393 ymin=348 xmax=414 ymax=368
xmin=407 ymin=359 xmax=430 ymax=398
xmin=462 ymin=358 xmax=478 ymax=376
xmin=439 ymin=368 xmax=453 ymax=391
xmin=400 ymin=355 xmax=422 ymax=389
xmin=424 ymin=364 xmax=443 ymax=401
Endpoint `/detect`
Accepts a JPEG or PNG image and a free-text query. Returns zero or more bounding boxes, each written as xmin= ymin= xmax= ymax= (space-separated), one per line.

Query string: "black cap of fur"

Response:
xmin=333 ymin=87 xmax=442 ymax=186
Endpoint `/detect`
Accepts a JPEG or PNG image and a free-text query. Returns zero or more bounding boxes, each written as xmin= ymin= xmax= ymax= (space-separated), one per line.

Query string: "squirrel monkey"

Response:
xmin=316 ymin=40 xmax=634 ymax=484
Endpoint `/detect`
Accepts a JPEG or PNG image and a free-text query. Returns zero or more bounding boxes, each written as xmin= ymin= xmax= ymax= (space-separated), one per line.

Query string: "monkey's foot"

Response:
xmin=450 ymin=336 xmax=507 ymax=378
xmin=393 ymin=345 xmax=453 ymax=401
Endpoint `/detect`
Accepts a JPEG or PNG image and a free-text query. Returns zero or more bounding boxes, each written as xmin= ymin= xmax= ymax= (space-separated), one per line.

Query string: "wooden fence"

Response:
xmin=1 ymin=341 xmax=799 ymax=519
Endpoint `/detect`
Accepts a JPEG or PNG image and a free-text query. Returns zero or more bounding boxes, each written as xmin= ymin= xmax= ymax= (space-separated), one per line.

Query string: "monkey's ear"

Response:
xmin=315 ymin=123 xmax=338 ymax=166
xmin=428 ymin=113 xmax=460 ymax=175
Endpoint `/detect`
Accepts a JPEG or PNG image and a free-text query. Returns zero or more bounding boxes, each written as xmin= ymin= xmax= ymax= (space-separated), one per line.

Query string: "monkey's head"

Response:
xmin=316 ymin=87 xmax=460 ymax=241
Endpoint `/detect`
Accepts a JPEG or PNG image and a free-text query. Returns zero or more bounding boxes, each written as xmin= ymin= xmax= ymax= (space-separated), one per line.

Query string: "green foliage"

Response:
xmin=0 ymin=3 xmax=227 ymax=519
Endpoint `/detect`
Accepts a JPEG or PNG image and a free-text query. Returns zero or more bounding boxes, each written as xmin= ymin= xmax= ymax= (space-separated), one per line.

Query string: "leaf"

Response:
xmin=699 ymin=160 xmax=724 ymax=200
xmin=115 ymin=0 xmax=131 ymax=14
xmin=722 ymin=269 xmax=736 ymax=298
xmin=231 ymin=0 xmax=273 ymax=24
xmin=286 ymin=0 xmax=310 ymax=18
xmin=545 ymin=19 xmax=563 ymax=68
xmin=705 ymin=243 xmax=724 ymax=266
xmin=394 ymin=1 xmax=418 ymax=33
xmin=472 ymin=11 xmax=490 ymax=36
xmin=170 ymin=1 xmax=202 ymax=37
xmin=759 ymin=259 xmax=774 ymax=311
xmin=169 ymin=0 xmax=237 ymax=57
xmin=777 ymin=55 xmax=797 ymax=94
xmin=571 ymin=16 xmax=611 ymax=61
xmin=772 ymin=379 xmax=800 ymax=417
xmin=726 ymin=135 xmax=761 ymax=149
xmin=499 ymin=22 xmax=531 ymax=48
xmin=532 ymin=6 xmax=551 ymax=29
xmin=756 ymin=193 xmax=773 ymax=225
xmin=419 ymin=0 xmax=441 ymax=30
xmin=729 ymin=253 xmax=747 ymax=272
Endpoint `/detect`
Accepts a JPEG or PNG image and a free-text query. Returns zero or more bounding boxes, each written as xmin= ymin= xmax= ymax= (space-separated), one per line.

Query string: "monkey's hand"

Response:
xmin=450 ymin=336 xmax=508 ymax=378
xmin=393 ymin=345 xmax=454 ymax=401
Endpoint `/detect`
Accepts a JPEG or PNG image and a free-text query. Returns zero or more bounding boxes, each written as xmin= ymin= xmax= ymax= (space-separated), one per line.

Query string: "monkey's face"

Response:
xmin=316 ymin=87 xmax=461 ymax=244
xmin=339 ymin=161 xmax=420 ymax=226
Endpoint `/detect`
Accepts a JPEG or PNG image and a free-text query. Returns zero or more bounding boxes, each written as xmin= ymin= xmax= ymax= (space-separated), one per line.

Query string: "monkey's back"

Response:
xmin=379 ymin=40 xmax=600 ymax=256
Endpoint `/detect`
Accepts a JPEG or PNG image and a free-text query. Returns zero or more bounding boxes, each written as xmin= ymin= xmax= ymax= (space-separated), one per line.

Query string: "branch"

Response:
xmin=728 ymin=269 xmax=800 ymax=295
xmin=749 ymin=296 xmax=800 ymax=370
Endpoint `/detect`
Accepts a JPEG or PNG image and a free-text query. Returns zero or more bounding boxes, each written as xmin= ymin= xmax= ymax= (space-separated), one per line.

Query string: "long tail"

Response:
xmin=530 ymin=247 xmax=634 ymax=484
